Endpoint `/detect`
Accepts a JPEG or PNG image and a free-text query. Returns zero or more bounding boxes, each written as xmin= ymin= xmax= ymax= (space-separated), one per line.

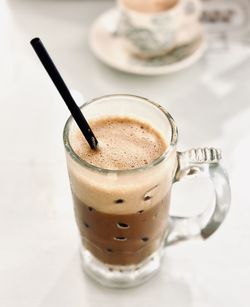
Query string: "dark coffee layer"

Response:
xmin=73 ymin=192 xmax=171 ymax=265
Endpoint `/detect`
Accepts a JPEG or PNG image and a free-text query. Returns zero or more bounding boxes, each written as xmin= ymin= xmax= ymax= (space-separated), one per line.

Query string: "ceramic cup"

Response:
xmin=117 ymin=0 xmax=202 ymax=58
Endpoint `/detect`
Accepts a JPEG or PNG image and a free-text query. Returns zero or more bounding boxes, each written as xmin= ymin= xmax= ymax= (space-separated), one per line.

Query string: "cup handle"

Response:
xmin=165 ymin=148 xmax=231 ymax=246
xmin=176 ymin=0 xmax=202 ymax=46
xmin=181 ymin=0 xmax=201 ymax=20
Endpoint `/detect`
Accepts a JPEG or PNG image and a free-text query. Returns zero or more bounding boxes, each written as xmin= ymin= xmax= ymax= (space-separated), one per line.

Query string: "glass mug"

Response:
xmin=63 ymin=94 xmax=231 ymax=288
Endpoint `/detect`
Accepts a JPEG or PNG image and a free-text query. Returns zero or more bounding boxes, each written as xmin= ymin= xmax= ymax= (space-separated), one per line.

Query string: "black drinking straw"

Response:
xmin=30 ymin=37 xmax=98 ymax=150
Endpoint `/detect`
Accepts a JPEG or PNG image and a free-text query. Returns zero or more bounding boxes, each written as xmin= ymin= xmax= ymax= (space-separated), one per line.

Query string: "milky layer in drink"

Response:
xmin=67 ymin=116 xmax=177 ymax=215
xmin=121 ymin=0 xmax=178 ymax=13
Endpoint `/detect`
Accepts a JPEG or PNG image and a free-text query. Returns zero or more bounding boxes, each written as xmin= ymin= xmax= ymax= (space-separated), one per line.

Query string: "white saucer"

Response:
xmin=89 ymin=9 xmax=207 ymax=76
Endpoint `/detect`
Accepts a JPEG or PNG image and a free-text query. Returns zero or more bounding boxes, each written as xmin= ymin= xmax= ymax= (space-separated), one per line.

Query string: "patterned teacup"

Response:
xmin=117 ymin=0 xmax=202 ymax=58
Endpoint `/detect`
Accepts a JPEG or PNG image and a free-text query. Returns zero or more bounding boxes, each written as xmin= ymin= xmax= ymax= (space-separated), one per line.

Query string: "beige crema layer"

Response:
xmin=67 ymin=149 xmax=177 ymax=215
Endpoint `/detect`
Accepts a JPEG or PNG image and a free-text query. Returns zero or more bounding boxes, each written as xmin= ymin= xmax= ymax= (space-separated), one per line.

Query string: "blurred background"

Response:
xmin=0 ymin=1 xmax=250 ymax=307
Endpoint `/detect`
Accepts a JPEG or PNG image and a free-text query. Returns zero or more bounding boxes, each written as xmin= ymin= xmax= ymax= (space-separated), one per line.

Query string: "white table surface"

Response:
xmin=1 ymin=1 xmax=250 ymax=306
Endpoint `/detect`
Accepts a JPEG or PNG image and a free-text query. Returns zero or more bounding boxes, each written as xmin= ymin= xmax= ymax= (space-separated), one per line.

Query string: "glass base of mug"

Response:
xmin=80 ymin=245 xmax=164 ymax=288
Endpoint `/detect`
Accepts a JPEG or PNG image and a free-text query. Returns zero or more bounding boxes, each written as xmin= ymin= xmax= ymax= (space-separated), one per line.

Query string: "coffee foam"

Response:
xmin=122 ymin=0 xmax=178 ymax=13
xmin=67 ymin=117 xmax=177 ymax=214
xmin=70 ymin=117 xmax=167 ymax=171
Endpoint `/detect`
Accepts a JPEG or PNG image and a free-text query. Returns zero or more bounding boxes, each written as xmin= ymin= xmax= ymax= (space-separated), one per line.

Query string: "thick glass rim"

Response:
xmin=63 ymin=94 xmax=178 ymax=174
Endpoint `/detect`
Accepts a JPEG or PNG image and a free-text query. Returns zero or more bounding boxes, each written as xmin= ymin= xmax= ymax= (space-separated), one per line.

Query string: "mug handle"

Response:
xmin=165 ymin=148 xmax=231 ymax=246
